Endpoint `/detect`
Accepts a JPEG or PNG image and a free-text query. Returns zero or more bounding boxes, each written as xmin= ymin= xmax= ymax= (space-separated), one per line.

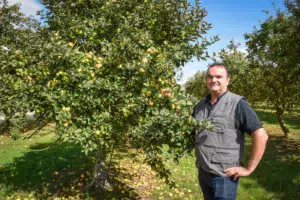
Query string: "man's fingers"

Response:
xmin=225 ymin=167 xmax=251 ymax=179
xmin=224 ymin=168 xmax=231 ymax=173
xmin=224 ymin=167 xmax=234 ymax=174
xmin=233 ymin=174 xmax=239 ymax=181
xmin=225 ymin=167 xmax=237 ymax=172
xmin=224 ymin=167 xmax=235 ymax=173
xmin=225 ymin=168 xmax=237 ymax=177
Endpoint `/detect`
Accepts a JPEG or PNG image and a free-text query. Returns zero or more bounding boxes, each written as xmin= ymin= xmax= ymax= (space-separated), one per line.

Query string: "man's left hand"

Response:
xmin=224 ymin=167 xmax=252 ymax=181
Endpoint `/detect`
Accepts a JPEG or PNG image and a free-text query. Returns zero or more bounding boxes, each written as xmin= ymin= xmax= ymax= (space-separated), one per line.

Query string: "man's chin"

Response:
xmin=209 ymin=87 xmax=220 ymax=92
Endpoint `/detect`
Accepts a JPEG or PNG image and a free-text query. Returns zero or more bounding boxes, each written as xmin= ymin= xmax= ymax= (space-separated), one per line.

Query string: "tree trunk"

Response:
xmin=85 ymin=147 xmax=112 ymax=194
xmin=275 ymin=105 xmax=290 ymax=138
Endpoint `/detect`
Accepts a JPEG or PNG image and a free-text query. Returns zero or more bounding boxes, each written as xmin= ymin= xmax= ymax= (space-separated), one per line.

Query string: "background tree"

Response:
xmin=245 ymin=6 xmax=300 ymax=138
xmin=214 ymin=40 xmax=266 ymax=106
xmin=285 ymin=0 xmax=300 ymax=18
xmin=0 ymin=2 xmax=43 ymax=137
xmin=185 ymin=71 xmax=208 ymax=100
xmin=185 ymin=41 xmax=265 ymax=106
xmin=1 ymin=0 xmax=217 ymax=193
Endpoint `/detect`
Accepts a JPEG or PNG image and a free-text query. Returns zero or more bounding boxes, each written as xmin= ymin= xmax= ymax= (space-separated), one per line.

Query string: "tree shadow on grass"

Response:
xmin=254 ymin=109 xmax=300 ymax=131
xmin=241 ymin=135 xmax=300 ymax=200
xmin=0 ymin=142 xmax=93 ymax=199
xmin=0 ymin=142 xmax=145 ymax=199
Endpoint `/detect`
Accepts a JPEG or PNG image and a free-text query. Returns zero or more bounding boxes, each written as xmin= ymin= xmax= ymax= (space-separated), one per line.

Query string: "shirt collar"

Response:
xmin=205 ymin=90 xmax=229 ymax=104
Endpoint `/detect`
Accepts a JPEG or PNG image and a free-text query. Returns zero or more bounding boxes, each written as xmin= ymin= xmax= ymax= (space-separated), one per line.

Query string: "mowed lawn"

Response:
xmin=0 ymin=108 xmax=299 ymax=200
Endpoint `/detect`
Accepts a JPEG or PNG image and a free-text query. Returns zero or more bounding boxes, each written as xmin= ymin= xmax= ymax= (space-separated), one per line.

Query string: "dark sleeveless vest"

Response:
xmin=193 ymin=91 xmax=245 ymax=176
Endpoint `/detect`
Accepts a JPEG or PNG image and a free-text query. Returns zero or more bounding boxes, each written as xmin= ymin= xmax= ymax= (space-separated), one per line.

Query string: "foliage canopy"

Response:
xmin=1 ymin=0 xmax=216 ymax=187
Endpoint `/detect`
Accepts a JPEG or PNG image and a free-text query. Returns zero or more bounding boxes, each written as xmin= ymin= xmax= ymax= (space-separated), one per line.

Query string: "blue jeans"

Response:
xmin=198 ymin=167 xmax=239 ymax=200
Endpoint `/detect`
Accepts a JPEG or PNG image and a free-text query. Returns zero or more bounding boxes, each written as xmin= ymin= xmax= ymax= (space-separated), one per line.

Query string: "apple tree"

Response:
xmin=213 ymin=41 xmax=266 ymax=106
xmin=1 ymin=0 xmax=217 ymax=192
xmin=245 ymin=7 xmax=300 ymax=138
xmin=185 ymin=71 xmax=208 ymax=100
xmin=285 ymin=0 xmax=300 ymax=18
xmin=185 ymin=41 xmax=265 ymax=106
xmin=0 ymin=2 xmax=44 ymax=137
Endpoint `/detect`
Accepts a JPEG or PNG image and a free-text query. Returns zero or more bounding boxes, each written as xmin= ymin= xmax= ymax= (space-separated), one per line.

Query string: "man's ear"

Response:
xmin=227 ymin=77 xmax=230 ymax=84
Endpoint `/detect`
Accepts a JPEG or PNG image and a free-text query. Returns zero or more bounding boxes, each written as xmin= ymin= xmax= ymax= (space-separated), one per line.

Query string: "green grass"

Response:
xmin=149 ymin=133 xmax=299 ymax=200
xmin=0 ymin=124 xmax=95 ymax=199
xmin=0 ymin=108 xmax=299 ymax=199
xmin=238 ymin=136 xmax=300 ymax=200
xmin=0 ymin=125 xmax=56 ymax=166
xmin=151 ymin=107 xmax=300 ymax=200
xmin=254 ymin=105 xmax=300 ymax=138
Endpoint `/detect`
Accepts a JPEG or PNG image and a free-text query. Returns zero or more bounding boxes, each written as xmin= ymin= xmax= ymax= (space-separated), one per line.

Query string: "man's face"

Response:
xmin=206 ymin=66 xmax=230 ymax=95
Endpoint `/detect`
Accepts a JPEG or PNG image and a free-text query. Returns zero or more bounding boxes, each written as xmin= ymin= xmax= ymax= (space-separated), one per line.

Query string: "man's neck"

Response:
xmin=210 ymin=91 xmax=227 ymax=104
xmin=210 ymin=95 xmax=218 ymax=104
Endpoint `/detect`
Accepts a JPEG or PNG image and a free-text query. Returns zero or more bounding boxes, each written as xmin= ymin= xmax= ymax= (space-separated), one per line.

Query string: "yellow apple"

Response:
xmin=147 ymin=48 xmax=154 ymax=54
xmin=148 ymin=100 xmax=154 ymax=106
xmin=160 ymin=88 xmax=166 ymax=94
xmin=171 ymin=104 xmax=176 ymax=109
xmin=139 ymin=68 xmax=145 ymax=73
xmin=90 ymin=71 xmax=95 ymax=77
xmin=165 ymin=92 xmax=172 ymax=98
xmin=171 ymin=78 xmax=175 ymax=84
xmin=86 ymin=53 xmax=93 ymax=59
xmin=150 ymin=81 xmax=156 ymax=87
xmin=145 ymin=90 xmax=151 ymax=96
xmin=142 ymin=57 xmax=148 ymax=63
xmin=68 ymin=42 xmax=74 ymax=47
xmin=117 ymin=64 xmax=123 ymax=69
xmin=95 ymin=63 xmax=102 ymax=69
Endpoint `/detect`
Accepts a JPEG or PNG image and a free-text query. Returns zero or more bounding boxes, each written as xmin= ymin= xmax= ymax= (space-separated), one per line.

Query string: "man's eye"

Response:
xmin=207 ymin=75 xmax=222 ymax=79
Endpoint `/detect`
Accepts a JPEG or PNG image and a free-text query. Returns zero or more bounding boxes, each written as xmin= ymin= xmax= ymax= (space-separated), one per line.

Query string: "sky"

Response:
xmin=5 ymin=0 xmax=43 ymax=16
xmin=5 ymin=0 xmax=286 ymax=83
xmin=180 ymin=0 xmax=286 ymax=83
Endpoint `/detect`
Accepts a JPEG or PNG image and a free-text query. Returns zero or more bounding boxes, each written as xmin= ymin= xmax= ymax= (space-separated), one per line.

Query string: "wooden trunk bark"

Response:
xmin=275 ymin=106 xmax=290 ymax=138
xmin=85 ymin=147 xmax=111 ymax=193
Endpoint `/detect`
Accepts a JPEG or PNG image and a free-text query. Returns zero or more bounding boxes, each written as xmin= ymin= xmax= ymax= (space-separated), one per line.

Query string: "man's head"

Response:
xmin=206 ymin=63 xmax=230 ymax=95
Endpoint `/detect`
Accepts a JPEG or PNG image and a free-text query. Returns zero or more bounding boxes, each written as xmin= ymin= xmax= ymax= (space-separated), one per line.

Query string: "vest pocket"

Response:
xmin=214 ymin=111 xmax=227 ymax=115
xmin=211 ymin=150 xmax=239 ymax=164
xmin=195 ymin=145 xmax=215 ymax=169
xmin=211 ymin=118 xmax=226 ymax=133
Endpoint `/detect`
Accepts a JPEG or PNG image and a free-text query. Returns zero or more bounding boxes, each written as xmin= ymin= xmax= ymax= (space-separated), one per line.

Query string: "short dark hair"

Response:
xmin=207 ymin=62 xmax=230 ymax=77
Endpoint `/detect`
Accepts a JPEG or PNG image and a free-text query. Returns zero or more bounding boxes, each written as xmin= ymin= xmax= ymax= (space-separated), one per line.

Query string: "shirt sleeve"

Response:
xmin=235 ymin=99 xmax=262 ymax=134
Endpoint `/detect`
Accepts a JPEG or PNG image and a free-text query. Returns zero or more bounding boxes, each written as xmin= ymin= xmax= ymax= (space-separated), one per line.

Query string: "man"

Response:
xmin=192 ymin=63 xmax=268 ymax=200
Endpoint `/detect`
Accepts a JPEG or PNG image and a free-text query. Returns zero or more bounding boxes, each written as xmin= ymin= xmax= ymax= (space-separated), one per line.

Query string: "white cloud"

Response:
xmin=7 ymin=0 xmax=43 ymax=17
